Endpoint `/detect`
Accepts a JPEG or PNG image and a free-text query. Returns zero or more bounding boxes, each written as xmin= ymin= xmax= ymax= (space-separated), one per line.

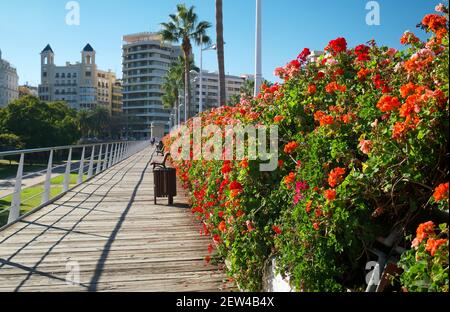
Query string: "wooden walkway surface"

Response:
xmin=0 ymin=147 xmax=232 ymax=292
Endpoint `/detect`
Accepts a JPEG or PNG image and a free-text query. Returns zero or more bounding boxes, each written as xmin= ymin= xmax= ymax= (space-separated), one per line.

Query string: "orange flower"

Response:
xmin=284 ymin=172 xmax=296 ymax=186
xmin=376 ymin=95 xmax=401 ymax=112
xmin=400 ymin=82 xmax=418 ymax=98
xmin=328 ymin=167 xmax=346 ymax=188
xmin=274 ymin=115 xmax=285 ymax=123
xmin=314 ymin=111 xmax=334 ymax=126
xmin=284 ymin=141 xmax=299 ymax=154
xmin=324 ymin=189 xmax=337 ymax=201
xmin=325 ymin=81 xmax=347 ymax=94
xmin=357 ymin=68 xmax=371 ymax=80
xmin=305 ymin=200 xmax=312 ymax=213
xmin=422 ymin=14 xmax=447 ymax=34
xmin=218 ymin=221 xmax=227 ymax=232
xmin=240 ymin=158 xmax=249 ymax=169
xmin=358 ymin=140 xmax=373 ymax=155
xmin=415 ymin=221 xmax=435 ymax=243
xmin=425 ymin=238 xmax=447 ymax=256
xmin=433 ymin=182 xmax=449 ymax=202
xmin=308 ymin=84 xmax=317 ymax=95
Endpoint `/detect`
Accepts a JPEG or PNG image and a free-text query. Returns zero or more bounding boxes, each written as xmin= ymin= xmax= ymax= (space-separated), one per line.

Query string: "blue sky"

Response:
xmin=0 ymin=0 xmax=442 ymax=86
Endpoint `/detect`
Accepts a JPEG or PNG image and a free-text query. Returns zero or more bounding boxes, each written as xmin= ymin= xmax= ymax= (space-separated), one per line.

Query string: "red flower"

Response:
xmin=325 ymin=37 xmax=347 ymax=55
xmin=305 ymin=200 xmax=312 ymax=213
xmin=208 ymin=244 xmax=214 ymax=254
xmin=433 ymin=182 xmax=449 ymax=202
xmin=313 ymin=223 xmax=320 ymax=231
xmin=229 ymin=181 xmax=242 ymax=191
xmin=284 ymin=141 xmax=299 ymax=154
xmin=274 ymin=115 xmax=285 ymax=123
xmin=357 ymin=68 xmax=370 ymax=80
xmin=240 ymin=158 xmax=249 ymax=168
xmin=376 ymin=95 xmax=401 ymax=112
xmin=221 ymin=161 xmax=232 ymax=174
xmin=272 ymin=225 xmax=282 ymax=235
xmin=297 ymin=48 xmax=311 ymax=63
xmin=325 ymin=81 xmax=347 ymax=94
xmin=328 ymin=167 xmax=346 ymax=188
xmin=324 ymin=189 xmax=337 ymax=201
xmin=278 ymin=159 xmax=284 ymax=168
xmin=246 ymin=220 xmax=255 ymax=232
xmin=205 ymin=255 xmax=211 ymax=263
xmin=354 ymin=44 xmax=371 ymax=61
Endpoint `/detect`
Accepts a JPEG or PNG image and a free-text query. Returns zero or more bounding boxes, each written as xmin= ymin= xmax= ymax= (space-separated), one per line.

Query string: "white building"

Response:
xmin=38 ymin=44 xmax=119 ymax=112
xmin=0 ymin=50 xmax=19 ymax=107
xmin=122 ymin=32 xmax=182 ymax=138
xmin=191 ymin=70 xmax=247 ymax=113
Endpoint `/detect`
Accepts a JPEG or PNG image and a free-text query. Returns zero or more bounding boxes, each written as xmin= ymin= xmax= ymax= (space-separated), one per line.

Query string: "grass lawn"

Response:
xmin=0 ymin=173 xmax=86 ymax=227
xmin=0 ymin=160 xmax=48 ymax=180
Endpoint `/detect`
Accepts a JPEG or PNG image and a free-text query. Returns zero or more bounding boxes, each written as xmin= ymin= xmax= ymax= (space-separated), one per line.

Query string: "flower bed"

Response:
xmin=164 ymin=6 xmax=449 ymax=292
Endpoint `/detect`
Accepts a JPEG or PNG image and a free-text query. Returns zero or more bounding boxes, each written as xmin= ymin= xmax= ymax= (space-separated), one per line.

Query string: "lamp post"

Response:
xmin=254 ymin=0 xmax=262 ymax=97
xmin=199 ymin=34 xmax=217 ymax=114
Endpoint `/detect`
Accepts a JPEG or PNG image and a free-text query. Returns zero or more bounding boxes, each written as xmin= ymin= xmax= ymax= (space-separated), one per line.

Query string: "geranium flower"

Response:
xmin=272 ymin=225 xmax=282 ymax=235
xmin=325 ymin=37 xmax=347 ymax=55
xmin=328 ymin=167 xmax=346 ymax=187
xmin=313 ymin=223 xmax=320 ymax=231
xmin=324 ymin=189 xmax=337 ymax=201
xmin=308 ymin=84 xmax=317 ymax=95
xmin=284 ymin=141 xmax=299 ymax=154
xmin=376 ymin=95 xmax=401 ymax=112
xmin=433 ymin=182 xmax=449 ymax=202
xmin=284 ymin=172 xmax=296 ymax=187
xmin=358 ymin=140 xmax=373 ymax=155
xmin=218 ymin=221 xmax=227 ymax=232
xmin=415 ymin=221 xmax=435 ymax=243
xmin=425 ymin=238 xmax=447 ymax=256
xmin=274 ymin=115 xmax=285 ymax=123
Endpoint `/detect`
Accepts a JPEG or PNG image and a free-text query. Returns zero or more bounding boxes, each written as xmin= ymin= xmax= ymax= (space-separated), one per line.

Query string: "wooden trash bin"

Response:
xmin=153 ymin=167 xmax=177 ymax=205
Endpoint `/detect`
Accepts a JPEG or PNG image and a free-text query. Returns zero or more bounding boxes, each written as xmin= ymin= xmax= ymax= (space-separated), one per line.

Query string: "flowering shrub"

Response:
xmin=399 ymin=222 xmax=448 ymax=292
xmin=164 ymin=5 xmax=449 ymax=291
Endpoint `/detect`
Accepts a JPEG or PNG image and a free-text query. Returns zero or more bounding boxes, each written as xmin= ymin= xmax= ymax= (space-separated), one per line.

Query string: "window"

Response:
xmin=85 ymin=71 xmax=91 ymax=77
xmin=55 ymin=73 xmax=59 ymax=78
xmin=43 ymin=72 xmax=47 ymax=77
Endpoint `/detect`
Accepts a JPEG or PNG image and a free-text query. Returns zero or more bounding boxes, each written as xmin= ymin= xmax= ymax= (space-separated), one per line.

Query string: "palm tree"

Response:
xmin=162 ymin=56 xmax=199 ymax=125
xmin=159 ymin=4 xmax=211 ymax=120
xmin=216 ymin=0 xmax=226 ymax=106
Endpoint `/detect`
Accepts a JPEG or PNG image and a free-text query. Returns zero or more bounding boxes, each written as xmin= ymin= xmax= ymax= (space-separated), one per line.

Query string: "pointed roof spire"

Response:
xmin=41 ymin=44 xmax=54 ymax=53
xmin=83 ymin=44 xmax=94 ymax=52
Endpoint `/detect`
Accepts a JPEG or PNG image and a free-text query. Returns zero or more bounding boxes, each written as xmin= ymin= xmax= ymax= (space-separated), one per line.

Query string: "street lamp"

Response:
xmin=254 ymin=0 xmax=262 ymax=97
xmin=199 ymin=34 xmax=217 ymax=114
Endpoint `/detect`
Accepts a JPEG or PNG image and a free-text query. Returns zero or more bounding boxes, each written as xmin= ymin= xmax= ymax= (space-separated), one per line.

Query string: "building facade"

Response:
xmin=38 ymin=44 xmax=120 ymax=113
xmin=191 ymin=71 xmax=247 ymax=113
xmin=122 ymin=32 xmax=182 ymax=138
xmin=0 ymin=50 xmax=19 ymax=107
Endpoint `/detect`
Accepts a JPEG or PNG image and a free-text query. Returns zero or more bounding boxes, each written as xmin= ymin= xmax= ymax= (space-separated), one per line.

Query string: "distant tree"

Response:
xmin=0 ymin=133 xmax=24 ymax=152
xmin=0 ymin=96 xmax=80 ymax=148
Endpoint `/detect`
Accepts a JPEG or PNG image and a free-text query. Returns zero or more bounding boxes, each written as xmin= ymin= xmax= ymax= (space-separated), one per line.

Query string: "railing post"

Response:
xmin=103 ymin=144 xmax=109 ymax=171
xmin=113 ymin=143 xmax=119 ymax=165
xmin=8 ymin=153 xmax=25 ymax=224
xmin=77 ymin=146 xmax=85 ymax=185
xmin=87 ymin=145 xmax=95 ymax=179
xmin=96 ymin=144 xmax=103 ymax=175
xmin=108 ymin=143 xmax=115 ymax=168
xmin=63 ymin=148 xmax=72 ymax=192
xmin=41 ymin=150 xmax=53 ymax=205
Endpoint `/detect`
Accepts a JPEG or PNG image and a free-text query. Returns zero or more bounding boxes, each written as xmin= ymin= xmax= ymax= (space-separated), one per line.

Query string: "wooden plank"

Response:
xmin=0 ymin=147 xmax=233 ymax=292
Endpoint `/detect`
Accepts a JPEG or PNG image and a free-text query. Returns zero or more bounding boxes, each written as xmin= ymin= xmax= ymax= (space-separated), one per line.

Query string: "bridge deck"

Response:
xmin=0 ymin=147 xmax=232 ymax=292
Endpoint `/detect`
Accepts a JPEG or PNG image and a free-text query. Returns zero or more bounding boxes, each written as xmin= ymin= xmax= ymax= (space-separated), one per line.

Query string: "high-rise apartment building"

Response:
xmin=38 ymin=44 xmax=120 ymax=113
xmin=191 ymin=71 xmax=247 ymax=113
xmin=0 ymin=50 xmax=19 ymax=107
xmin=122 ymin=32 xmax=182 ymax=138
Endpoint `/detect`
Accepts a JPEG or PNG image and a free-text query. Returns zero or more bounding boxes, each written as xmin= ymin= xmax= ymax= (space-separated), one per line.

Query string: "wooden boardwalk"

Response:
xmin=0 ymin=147 xmax=232 ymax=292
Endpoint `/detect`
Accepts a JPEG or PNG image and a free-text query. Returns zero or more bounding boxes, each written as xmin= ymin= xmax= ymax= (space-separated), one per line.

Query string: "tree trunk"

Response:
xmin=182 ymin=40 xmax=192 ymax=121
xmin=216 ymin=0 xmax=226 ymax=106
xmin=174 ymin=89 xmax=179 ymax=127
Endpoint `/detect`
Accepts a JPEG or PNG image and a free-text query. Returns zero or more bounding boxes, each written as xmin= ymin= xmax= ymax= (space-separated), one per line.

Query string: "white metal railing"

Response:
xmin=0 ymin=140 xmax=150 ymax=227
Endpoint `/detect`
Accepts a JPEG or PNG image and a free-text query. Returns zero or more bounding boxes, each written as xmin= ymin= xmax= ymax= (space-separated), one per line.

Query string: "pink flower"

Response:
xmin=358 ymin=140 xmax=373 ymax=155
xmin=435 ymin=3 xmax=446 ymax=13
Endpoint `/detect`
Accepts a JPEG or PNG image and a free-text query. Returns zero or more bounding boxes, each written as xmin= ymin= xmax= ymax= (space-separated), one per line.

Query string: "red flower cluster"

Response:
xmin=357 ymin=68 xmax=371 ymax=80
xmin=325 ymin=37 xmax=348 ymax=55
xmin=272 ymin=225 xmax=282 ymax=235
xmin=274 ymin=115 xmax=285 ymax=123
xmin=284 ymin=141 xmax=299 ymax=154
xmin=297 ymin=48 xmax=311 ymax=63
xmin=354 ymin=44 xmax=371 ymax=62
xmin=308 ymin=84 xmax=317 ymax=95
xmin=376 ymin=95 xmax=401 ymax=112
xmin=229 ymin=181 xmax=243 ymax=198
xmin=412 ymin=221 xmax=435 ymax=246
xmin=422 ymin=14 xmax=448 ymax=39
xmin=328 ymin=167 xmax=346 ymax=188
xmin=284 ymin=172 xmax=296 ymax=187
xmin=433 ymin=182 xmax=449 ymax=202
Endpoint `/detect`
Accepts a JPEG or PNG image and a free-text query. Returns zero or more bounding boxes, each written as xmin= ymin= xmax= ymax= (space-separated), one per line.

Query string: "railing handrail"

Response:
xmin=0 ymin=140 xmax=145 ymax=157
